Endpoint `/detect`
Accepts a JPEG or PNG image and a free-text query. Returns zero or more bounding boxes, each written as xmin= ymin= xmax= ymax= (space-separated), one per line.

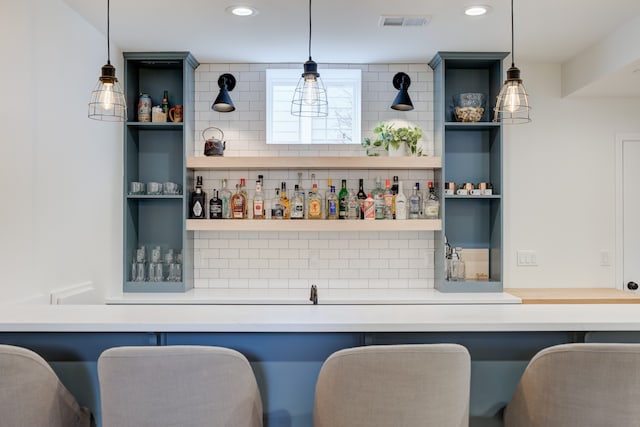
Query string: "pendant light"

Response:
xmin=291 ymin=0 xmax=328 ymax=117
xmin=88 ymin=0 xmax=127 ymax=122
xmin=494 ymin=0 xmax=531 ymax=124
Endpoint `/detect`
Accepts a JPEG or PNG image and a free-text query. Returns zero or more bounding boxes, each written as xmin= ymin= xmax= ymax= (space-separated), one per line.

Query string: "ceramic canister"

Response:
xmin=138 ymin=94 xmax=152 ymax=122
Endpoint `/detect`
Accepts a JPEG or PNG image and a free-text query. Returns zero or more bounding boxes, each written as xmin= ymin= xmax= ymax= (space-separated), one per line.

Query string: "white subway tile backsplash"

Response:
xmin=193 ymin=61 xmax=435 ymax=291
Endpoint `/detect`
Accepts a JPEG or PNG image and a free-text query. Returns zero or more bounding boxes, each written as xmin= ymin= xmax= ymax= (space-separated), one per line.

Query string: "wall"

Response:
xmin=0 ymin=0 xmax=122 ymax=303
xmin=504 ymin=63 xmax=640 ymax=288
xmin=192 ymin=63 xmax=436 ymax=290
xmin=192 ymin=61 xmax=640 ymax=291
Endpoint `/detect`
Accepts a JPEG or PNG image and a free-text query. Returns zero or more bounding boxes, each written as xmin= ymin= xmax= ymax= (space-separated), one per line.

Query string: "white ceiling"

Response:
xmin=62 ymin=0 xmax=640 ymax=97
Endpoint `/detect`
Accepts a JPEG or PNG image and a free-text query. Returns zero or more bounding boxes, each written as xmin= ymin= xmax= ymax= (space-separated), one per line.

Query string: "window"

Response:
xmin=266 ymin=68 xmax=361 ymax=144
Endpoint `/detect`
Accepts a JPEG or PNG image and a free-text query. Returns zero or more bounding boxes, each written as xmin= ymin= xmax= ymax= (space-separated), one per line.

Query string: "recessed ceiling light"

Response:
xmin=464 ymin=5 xmax=491 ymax=16
xmin=226 ymin=5 xmax=258 ymax=17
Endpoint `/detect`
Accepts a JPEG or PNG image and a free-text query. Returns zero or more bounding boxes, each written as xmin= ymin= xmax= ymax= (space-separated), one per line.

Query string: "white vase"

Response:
xmin=388 ymin=144 xmax=408 ymax=157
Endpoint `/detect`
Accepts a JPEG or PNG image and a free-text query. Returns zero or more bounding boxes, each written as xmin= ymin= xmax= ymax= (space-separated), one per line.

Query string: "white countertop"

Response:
xmin=105 ymin=288 xmax=521 ymax=305
xmin=3 ymin=303 xmax=640 ymax=333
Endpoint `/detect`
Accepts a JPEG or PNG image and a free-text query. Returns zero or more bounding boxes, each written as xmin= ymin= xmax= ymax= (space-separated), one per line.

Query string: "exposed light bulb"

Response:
xmin=99 ymin=82 xmax=115 ymax=110
xmin=303 ymin=78 xmax=320 ymax=106
xmin=504 ymin=83 xmax=521 ymax=113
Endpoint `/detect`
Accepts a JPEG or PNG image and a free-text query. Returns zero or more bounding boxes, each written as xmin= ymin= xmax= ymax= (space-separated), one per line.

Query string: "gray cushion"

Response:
xmin=504 ymin=343 xmax=640 ymax=427
xmin=98 ymin=345 xmax=262 ymax=427
xmin=0 ymin=344 xmax=92 ymax=427
xmin=313 ymin=344 xmax=471 ymax=427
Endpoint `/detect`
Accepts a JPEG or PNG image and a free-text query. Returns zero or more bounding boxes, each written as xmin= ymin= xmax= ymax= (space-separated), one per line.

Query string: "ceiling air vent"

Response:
xmin=379 ymin=15 xmax=431 ymax=27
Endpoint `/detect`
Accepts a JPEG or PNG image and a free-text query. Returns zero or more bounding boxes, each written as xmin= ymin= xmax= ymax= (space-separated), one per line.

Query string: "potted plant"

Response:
xmin=361 ymin=123 xmax=424 ymax=156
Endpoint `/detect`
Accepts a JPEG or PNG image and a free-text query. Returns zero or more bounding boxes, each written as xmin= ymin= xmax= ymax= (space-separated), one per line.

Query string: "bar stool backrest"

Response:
xmin=313 ymin=344 xmax=471 ymax=427
xmin=98 ymin=345 xmax=263 ymax=427
xmin=504 ymin=343 xmax=640 ymax=427
xmin=0 ymin=344 xmax=92 ymax=427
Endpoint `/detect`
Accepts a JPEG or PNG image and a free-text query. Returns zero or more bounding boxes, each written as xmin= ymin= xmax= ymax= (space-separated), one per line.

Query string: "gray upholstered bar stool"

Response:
xmin=504 ymin=343 xmax=640 ymax=427
xmin=98 ymin=345 xmax=263 ymax=427
xmin=313 ymin=344 xmax=471 ymax=427
xmin=0 ymin=344 xmax=93 ymax=427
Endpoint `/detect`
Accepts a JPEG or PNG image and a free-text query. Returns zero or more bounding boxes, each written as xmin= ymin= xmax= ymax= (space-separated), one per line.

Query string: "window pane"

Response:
xmin=266 ymin=69 xmax=361 ymax=144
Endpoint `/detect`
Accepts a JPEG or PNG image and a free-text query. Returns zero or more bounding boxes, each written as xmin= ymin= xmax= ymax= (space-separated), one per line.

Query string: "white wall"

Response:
xmin=503 ymin=62 xmax=640 ymax=288
xmin=0 ymin=0 xmax=122 ymax=303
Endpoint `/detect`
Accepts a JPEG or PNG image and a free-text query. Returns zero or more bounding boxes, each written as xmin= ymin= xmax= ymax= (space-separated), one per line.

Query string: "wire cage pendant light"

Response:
xmin=494 ymin=0 xmax=531 ymax=124
xmin=291 ymin=0 xmax=328 ymax=117
xmin=89 ymin=0 xmax=127 ymax=122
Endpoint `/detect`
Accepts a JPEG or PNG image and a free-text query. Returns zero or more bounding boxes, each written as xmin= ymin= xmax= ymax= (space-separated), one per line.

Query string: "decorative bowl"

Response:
xmin=453 ymin=92 xmax=486 ymax=122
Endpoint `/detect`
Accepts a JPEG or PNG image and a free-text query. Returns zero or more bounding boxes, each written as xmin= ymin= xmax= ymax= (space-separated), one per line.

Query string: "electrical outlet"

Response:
xmin=517 ymin=250 xmax=538 ymax=266
xmin=600 ymin=251 xmax=611 ymax=266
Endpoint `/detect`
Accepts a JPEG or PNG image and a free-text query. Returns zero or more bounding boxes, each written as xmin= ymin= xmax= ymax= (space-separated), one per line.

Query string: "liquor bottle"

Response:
xmin=338 ymin=179 xmax=349 ymax=220
xmin=297 ymin=172 xmax=306 ymax=215
xmin=363 ymin=194 xmax=375 ymax=220
xmin=220 ymin=179 xmax=232 ymax=219
xmin=356 ymin=178 xmax=367 ymax=220
xmin=326 ymin=185 xmax=339 ymax=220
xmin=395 ymin=181 xmax=407 ymax=220
xmin=391 ymin=175 xmax=399 ymax=219
xmin=415 ymin=182 xmax=424 ymax=218
xmin=371 ymin=177 xmax=385 ymax=220
xmin=239 ymin=178 xmax=248 ymax=217
xmin=291 ymin=184 xmax=305 ymax=219
xmin=253 ymin=180 xmax=265 ymax=220
xmin=383 ymin=179 xmax=394 ymax=220
xmin=424 ymin=181 xmax=440 ymax=219
xmin=324 ymin=178 xmax=333 ymax=214
xmin=209 ymin=189 xmax=223 ymax=219
xmin=409 ymin=185 xmax=421 ymax=219
xmin=347 ymin=190 xmax=360 ymax=220
xmin=189 ymin=176 xmax=206 ymax=219
xmin=280 ymin=182 xmax=290 ymax=219
xmin=308 ymin=173 xmax=319 ymax=218
xmin=308 ymin=182 xmax=323 ymax=220
xmin=162 ymin=90 xmax=169 ymax=114
xmin=231 ymin=184 xmax=246 ymax=219
xmin=272 ymin=188 xmax=284 ymax=219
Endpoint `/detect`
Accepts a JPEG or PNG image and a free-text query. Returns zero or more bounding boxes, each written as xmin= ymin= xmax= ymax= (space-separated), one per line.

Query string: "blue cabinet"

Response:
xmin=123 ymin=52 xmax=199 ymax=292
xmin=429 ymin=52 xmax=508 ymax=292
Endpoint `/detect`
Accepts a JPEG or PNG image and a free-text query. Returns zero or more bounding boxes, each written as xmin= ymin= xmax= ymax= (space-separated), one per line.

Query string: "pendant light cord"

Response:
xmin=510 ymin=0 xmax=515 ymax=67
xmin=308 ymin=0 xmax=312 ymax=59
xmin=107 ymin=0 xmax=111 ymax=65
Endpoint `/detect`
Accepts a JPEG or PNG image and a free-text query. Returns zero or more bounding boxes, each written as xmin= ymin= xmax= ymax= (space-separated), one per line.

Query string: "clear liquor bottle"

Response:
xmin=291 ymin=184 xmax=305 ymax=219
xmin=383 ymin=179 xmax=394 ymax=220
xmin=326 ymin=185 xmax=339 ymax=220
xmin=252 ymin=180 xmax=264 ymax=220
xmin=307 ymin=182 xmax=323 ymax=220
xmin=347 ymin=189 xmax=360 ymax=219
xmin=338 ymin=179 xmax=349 ymax=220
xmin=424 ymin=181 xmax=440 ymax=219
xmin=220 ymin=179 xmax=232 ymax=219
xmin=409 ymin=185 xmax=421 ymax=219
xmin=395 ymin=181 xmax=407 ymax=220
xmin=371 ymin=177 xmax=385 ymax=220
xmin=239 ymin=178 xmax=248 ymax=217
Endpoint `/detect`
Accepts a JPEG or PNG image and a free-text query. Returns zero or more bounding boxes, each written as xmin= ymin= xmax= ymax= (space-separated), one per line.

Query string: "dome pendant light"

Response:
xmin=291 ymin=0 xmax=328 ymax=117
xmin=88 ymin=0 xmax=127 ymax=122
xmin=494 ymin=0 xmax=531 ymax=124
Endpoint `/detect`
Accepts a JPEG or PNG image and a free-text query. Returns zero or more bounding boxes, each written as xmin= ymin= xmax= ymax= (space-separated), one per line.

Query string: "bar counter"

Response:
xmin=2 ymin=302 xmax=640 ymax=332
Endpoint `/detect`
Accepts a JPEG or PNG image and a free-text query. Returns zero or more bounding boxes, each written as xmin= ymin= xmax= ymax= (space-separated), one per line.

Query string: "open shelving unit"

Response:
xmin=429 ymin=51 xmax=508 ymax=293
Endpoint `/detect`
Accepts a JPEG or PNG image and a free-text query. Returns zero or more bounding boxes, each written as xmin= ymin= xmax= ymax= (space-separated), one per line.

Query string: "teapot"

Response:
xmin=203 ymin=127 xmax=226 ymax=156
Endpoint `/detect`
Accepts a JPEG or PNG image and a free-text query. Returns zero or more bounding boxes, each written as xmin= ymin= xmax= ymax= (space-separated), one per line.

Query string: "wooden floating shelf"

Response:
xmin=187 ymin=219 xmax=441 ymax=232
xmin=186 ymin=156 xmax=441 ymax=170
